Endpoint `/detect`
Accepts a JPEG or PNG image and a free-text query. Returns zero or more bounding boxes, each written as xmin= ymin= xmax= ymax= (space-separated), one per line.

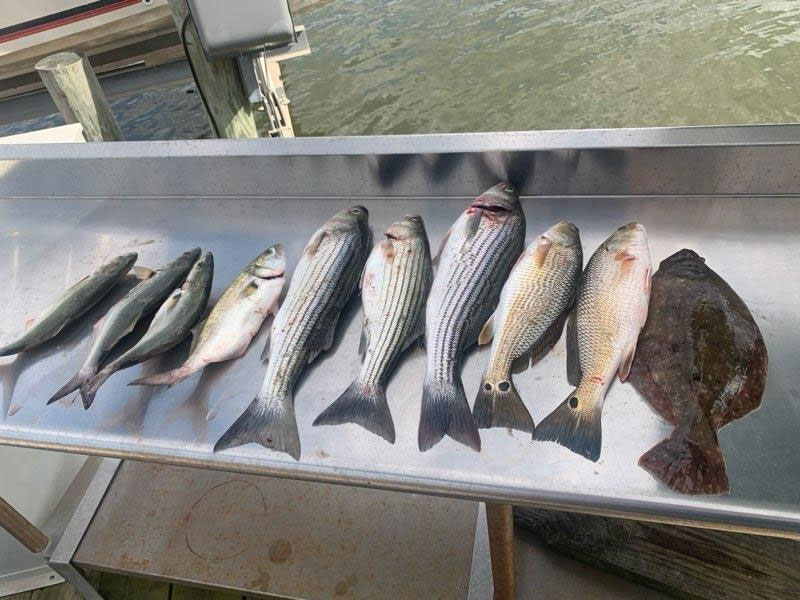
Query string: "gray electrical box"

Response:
xmin=187 ymin=0 xmax=296 ymax=61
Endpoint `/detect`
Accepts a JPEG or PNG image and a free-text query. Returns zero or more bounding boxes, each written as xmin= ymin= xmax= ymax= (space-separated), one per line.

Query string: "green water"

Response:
xmin=284 ymin=0 xmax=800 ymax=135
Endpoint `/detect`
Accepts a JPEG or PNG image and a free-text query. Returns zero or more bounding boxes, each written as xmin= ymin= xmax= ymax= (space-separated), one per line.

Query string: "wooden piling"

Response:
xmin=166 ymin=0 xmax=259 ymax=139
xmin=486 ymin=502 xmax=516 ymax=599
xmin=0 ymin=495 xmax=48 ymax=553
xmin=35 ymin=51 xmax=123 ymax=142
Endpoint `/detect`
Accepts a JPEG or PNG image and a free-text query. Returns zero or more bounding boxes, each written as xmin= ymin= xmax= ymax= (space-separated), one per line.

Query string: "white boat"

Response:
xmin=0 ymin=0 xmax=180 ymax=100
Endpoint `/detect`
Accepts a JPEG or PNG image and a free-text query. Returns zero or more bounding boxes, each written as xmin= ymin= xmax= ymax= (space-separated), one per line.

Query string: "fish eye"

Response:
xmin=569 ymin=397 xmax=579 ymax=409
xmin=503 ymin=186 xmax=514 ymax=193
xmin=267 ymin=247 xmax=275 ymax=255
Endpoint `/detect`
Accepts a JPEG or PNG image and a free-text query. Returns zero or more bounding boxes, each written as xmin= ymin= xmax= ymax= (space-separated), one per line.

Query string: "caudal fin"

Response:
xmin=313 ymin=380 xmax=395 ymax=443
xmin=48 ymin=367 xmax=97 ymax=409
xmin=80 ymin=366 xmax=116 ymax=410
xmin=472 ymin=375 xmax=535 ymax=433
xmin=639 ymin=420 xmax=729 ymax=495
xmin=533 ymin=393 xmax=602 ymax=461
xmin=214 ymin=397 xmax=301 ymax=460
xmin=418 ymin=379 xmax=481 ymax=452
xmin=129 ymin=363 xmax=199 ymax=387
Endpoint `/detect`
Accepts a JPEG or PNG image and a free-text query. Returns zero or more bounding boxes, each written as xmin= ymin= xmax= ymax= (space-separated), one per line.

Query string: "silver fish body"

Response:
xmin=132 ymin=244 xmax=286 ymax=387
xmin=314 ymin=214 xmax=433 ymax=443
xmin=534 ymin=223 xmax=651 ymax=461
xmin=83 ymin=252 xmax=214 ymax=404
xmin=473 ymin=221 xmax=582 ymax=433
xmin=215 ymin=206 xmax=371 ymax=460
xmin=420 ymin=182 xmax=526 ymax=452
xmin=0 ymin=253 xmax=137 ymax=357
xmin=48 ymin=247 xmax=201 ymax=408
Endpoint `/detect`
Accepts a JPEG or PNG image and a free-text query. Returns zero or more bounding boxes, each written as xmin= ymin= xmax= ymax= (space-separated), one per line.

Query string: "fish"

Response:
xmin=0 ymin=253 xmax=137 ymax=357
xmin=473 ymin=221 xmax=582 ymax=433
xmin=214 ymin=206 xmax=370 ymax=460
xmin=131 ymin=245 xmax=285 ymax=387
xmin=628 ymin=249 xmax=767 ymax=494
xmin=534 ymin=223 xmax=651 ymax=461
xmin=313 ymin=214 xmax=433 ymax=443
xmin=81 ymin=252 xmax=214 ymax=405
xmin=48 ymin=247 xmax=201 ymax=408
xmin=420 ymin=182 xmax=525 ymax=452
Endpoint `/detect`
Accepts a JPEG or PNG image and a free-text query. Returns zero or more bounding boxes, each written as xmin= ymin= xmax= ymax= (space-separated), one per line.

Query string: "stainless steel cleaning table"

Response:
xmin=0 ymin=127 xmax=798 ymax=593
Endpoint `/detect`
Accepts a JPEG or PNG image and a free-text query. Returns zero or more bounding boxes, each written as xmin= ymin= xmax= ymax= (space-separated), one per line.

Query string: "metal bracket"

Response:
xmin=46 ymin=458 xmax=121 ymax=600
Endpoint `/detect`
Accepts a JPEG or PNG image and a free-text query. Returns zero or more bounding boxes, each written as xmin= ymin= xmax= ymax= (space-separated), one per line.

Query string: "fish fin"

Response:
xmin=132 ymin=266 xmax=156 ymax=280
xmin=511 ymin=354 xmax=531 ymax=375
xmin=214 ymin=396 xmax=301 ymax=460
xmin=533 ymin=237 xmax=553 ymax=267
xmin=260 ymin=333 xmax=271 ymax=364
xmin=129 ymin=363 xmax=199 ymax=387
xmin=405 ymin=311 xmax=425 ymax=351
xmin=313 ymin=380 xmax=395 ymax=443
xmin=150 ymin=289 xmax=182 ymax=326
xmin=473 ymin=375 xmax=534 ymax=433
xmin=379 ymin=239 xmax=395 ymax=262
xmin=533 ymin=392 xmax=602 ymax=462
xmin=304 ymin=229 xmax=328 ymax=257
xmin=618 ymin=342 xmax=637 ymax=382
xmin=48 ymin=366 xmax=97 ymax=407
xmin=513 ymin=310 xmax=571 ymax=375
xmin=418 ymin=379 xmax=481 ymax=452
xmin=189 ymin=318 xmax=205 ymax=355
xmin=478 ymin=314 xmax=494 ymax=346
xmin=359 ymin=320 xmax=369 ymax=358
xmin=638 ymin=417 xmax=729 ymax=495
xmin=0 ymin=341 xmax=26 ymax=357
xmin=80 ymin=366 xmax=116 ymax=408
xmin=566 ymin=310 xmax=581 ymax=387
xmin=24 ymin=317 xmax=35 ymax=331
xmin=307 ymin=314 xmax=338 ymax=365
xmin=240 ymin=279 xmax=260 ymax=297
xmin=432 ymin=227 xmax=451 ymax=266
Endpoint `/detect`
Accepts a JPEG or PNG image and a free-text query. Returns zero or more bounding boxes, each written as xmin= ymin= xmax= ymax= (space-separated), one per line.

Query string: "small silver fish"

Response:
xmin=214 ymin=206 xmax=370 ymax=460
xmin=534 ymin=223 xmax=651 ymax=461
xmin=131 ymin=245 xmax=285 ymax=387
xmin=0 ymin=253 xmax=137 ymax=356
xmin=420 ymin=182 xmax=525 ymax=452
xmin=82 ymin=252 xmax=214 ymax=405
xmin=473 ymin=221 xmax=582 ymax=433
xmin=314 ymin=214 xmax=433 ymax=443
xmin=48 ymin=248 xmax=201 ymax=408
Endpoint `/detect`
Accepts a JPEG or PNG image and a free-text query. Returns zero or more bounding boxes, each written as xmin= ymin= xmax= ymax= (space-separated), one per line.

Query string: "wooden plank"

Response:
xmin=0 ymin=496 xmax=48 ymax=553
xmin=486 ymin=503 xmax=515 ymax=600
xmin=2 ymin=592 xmax=33 ymax=600
xmin=29 ymin=583 xmax=81 ymax=600
xmin=514 ymin=508 xmax=800 ymax=600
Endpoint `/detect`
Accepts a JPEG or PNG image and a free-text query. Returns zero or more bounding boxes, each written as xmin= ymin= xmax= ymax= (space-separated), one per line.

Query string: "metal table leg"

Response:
xmin=486 ymin=502 xmax=515 ymax=600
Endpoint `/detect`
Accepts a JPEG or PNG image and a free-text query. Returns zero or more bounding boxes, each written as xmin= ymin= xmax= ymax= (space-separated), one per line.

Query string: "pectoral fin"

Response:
xmin=359 ymin=321 xmax=369 ymax=358
xmin=478 ymin=314 xmax=494 ymax=345
xmin=432 ymin=227 xmax=451 ymax=266
xmin=132 ymin=266 xmax=156 ymax=280
xmin=618 ymin=342 xmax=637 ymax=382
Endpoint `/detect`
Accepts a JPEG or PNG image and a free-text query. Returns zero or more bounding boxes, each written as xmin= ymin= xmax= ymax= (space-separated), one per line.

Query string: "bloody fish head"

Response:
xmin=248 ymin=243 xmax=285 ymax=279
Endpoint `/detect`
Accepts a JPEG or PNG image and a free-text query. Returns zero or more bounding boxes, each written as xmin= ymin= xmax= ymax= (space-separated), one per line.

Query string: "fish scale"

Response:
xmin=215 ymin=206 xmax=370 ymax=460
xmin=534 ymin=222 xmax=651 ymax=461
xmin=315 ymin=214 xmax=432 ymax=442
xmin=473 ymin=221 xmax=582 ymax=433
xmin=420 ymin=183 xmax=525 ymax=452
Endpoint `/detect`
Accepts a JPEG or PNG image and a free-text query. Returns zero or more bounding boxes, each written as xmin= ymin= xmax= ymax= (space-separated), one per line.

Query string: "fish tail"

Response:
xmin=639 ymin=417 xmax=729 ymax=495
xmin=128 ymin=363 xmax=198 ymax=387
xmin=48 ymin=366 xmax=96 ymax=408
xmin=0 ymin=342 xmax=26 ymax=357
xmin=80 ymin=366 xmax=116 ymax=410
xmin=472 ymin=373 xmax=535 ymax=433
xmin=214 ymin=396 xmax=301 ymax=460
xmin=533 ymin=390 xmax=602 ymax=461
xmin=418 ymin=378 xmax=481 ymax=452
xmin=313 ymin=379 xmax=395 ymax=443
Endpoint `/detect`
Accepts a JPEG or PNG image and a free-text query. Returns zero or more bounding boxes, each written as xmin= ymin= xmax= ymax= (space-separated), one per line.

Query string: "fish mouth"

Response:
xmin=470 ymin=201 xmax=512 ymax=213
xmin=253 ymin=269 xmax=285 ymax=280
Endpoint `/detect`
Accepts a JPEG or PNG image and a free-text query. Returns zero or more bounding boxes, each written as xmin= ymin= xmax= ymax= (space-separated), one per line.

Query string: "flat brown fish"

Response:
xmin=628 ymin=249 xmax=768 ymax=495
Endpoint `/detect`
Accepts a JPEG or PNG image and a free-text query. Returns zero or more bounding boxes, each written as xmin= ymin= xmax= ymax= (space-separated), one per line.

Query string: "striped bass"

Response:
xmin=473 ymin=221 xmax=582 ymax=433
xmin=0 ymin=253 xmax=137 ymax=357
xmin=534 ymin=223 xmax=651 ymax=461
xmin=131 ymin=245 xmax=285 ymax=387
xmin=49 ymin=248 xmax=201 ymax=408
xmin=214 ymin=206 xmax=371 ymax=460
xmin=420 ymin=183 xmax=525 ymax=452
xmin=314 ymin=214 xmax=432 ymax=443
xmin=82 ymin=252 xmax=214 ymax=405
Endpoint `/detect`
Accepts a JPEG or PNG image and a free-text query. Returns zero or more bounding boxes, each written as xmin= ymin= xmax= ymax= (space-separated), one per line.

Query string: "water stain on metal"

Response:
xmin=184 ymin=479 xmax=268 ymax=561
xmin=267 ymin=538 xmax=293 ymax=564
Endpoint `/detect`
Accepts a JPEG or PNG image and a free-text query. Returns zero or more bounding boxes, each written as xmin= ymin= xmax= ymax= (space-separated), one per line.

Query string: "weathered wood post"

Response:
xmin=35 ymin=51 xmax=123 ymax=142
xmin=0 ymin=495 xmax=48 ymax=553
xmin=486 ymin=502 xmax=515 ymax=599
xmin=166 ymin=0 xmax=259 ymax=139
